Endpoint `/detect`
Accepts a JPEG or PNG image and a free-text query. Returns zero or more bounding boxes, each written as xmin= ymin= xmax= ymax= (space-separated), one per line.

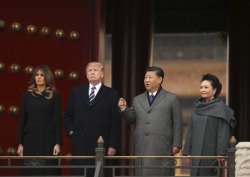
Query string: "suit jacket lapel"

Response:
xmin=89 ymin=85 xmax=105 ymax=107
xmin=150 ymin=89 xmax=166 ymax=108
xmin=138 ymin=90 xmax=166 ymax=113
xmin=138 ymin=92 xmax=152 ymax=113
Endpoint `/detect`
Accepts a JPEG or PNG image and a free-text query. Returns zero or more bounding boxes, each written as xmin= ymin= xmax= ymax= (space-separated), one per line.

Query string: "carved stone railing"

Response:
xmin=235 ymin=142 xmax=250 ymax=177
xmin=94 ymin=136 xmax=104 ymax=177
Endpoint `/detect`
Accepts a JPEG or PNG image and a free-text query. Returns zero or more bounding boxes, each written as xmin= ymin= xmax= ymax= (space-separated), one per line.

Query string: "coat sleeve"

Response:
xmin=64 ymin=89 xmax=75 ymax=136
xmin=183 ymin=118 xmax=192 ymax=155
xmin=17 ymin=93 xmax=28 ymax=145
xmin=216 ymin=119 xmax=230 ymax=155
xmin=171 ymin=96 xmax=182 ymax=148
xmin=54 ymin=92 xmax=62 ymax=145
xmin=121 ymin=99 xmax=137 ymax=124
xmin=108 ymin=91 xmax=121 ymax=150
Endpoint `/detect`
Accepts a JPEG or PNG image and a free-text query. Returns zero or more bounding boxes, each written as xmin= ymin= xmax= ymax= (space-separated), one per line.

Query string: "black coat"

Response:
xmin=17 ymin=91 xmax=62 ymax=155
xmin=17 ymin=91 xmax=62 ymax=176
xmin=64 ymin=84 xmax=121 ymax=155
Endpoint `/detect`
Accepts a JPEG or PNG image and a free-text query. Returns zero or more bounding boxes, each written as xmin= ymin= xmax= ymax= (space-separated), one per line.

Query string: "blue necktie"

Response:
xmin=89 ymin=86 xmax=96 ymax=102
xmin=149 ymin=94 xmax=154 ymax=104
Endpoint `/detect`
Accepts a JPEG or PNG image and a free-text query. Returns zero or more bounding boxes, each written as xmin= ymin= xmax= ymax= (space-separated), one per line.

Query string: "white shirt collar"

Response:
xmin=89 ymin=82 xmax=102 ymax=95
xmin=149 ymin=90 xmax=157 ymax=96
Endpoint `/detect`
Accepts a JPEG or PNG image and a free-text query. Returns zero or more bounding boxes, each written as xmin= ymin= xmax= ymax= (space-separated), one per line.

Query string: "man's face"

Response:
xmin=144 ymin=71 xmax=162 ymax=92
xmin=86 ymin=63 xmax=104 ymax=84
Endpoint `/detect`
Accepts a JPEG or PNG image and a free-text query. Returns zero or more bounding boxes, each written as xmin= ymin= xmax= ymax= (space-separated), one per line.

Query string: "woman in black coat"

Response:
xmin=183 ymin=73 xmax=236 ymax=176
xmin=16 ymin=65 xmax=62 ymax=176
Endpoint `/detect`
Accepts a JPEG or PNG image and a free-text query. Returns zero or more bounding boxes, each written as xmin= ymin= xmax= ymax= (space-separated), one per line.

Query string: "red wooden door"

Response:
xmin=0 ymin=0 xmax=104 ymax=174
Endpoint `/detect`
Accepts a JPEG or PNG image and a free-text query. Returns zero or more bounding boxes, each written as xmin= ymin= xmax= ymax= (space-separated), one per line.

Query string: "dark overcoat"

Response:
xmin=17 ymin=91 xmax=62 ymax=175
xmin=17 ymin=91 xmax=62 ymax=155
xmin=64 ymin=84 xmax=121 ymax=155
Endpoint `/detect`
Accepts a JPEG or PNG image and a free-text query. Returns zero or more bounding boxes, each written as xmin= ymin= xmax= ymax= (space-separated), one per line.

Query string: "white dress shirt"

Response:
xmin=89 ymin=82 xmax=102 ymax=96
xmin=148 ymin=90 xmax=157 ymax=96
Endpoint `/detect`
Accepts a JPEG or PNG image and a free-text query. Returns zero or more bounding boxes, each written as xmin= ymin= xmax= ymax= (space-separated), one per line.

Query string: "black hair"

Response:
xmin=201 ymin=73 xmax=222 ymax=98
xmin=146 ymin=66 xmax=165 ymax=79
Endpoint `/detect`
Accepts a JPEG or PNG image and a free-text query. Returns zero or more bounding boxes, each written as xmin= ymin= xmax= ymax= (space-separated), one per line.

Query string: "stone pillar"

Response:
xmin=95 ymin=136 xmax=105 ymax=177
xmin=235 ymin=142 xmax=250 ymax=177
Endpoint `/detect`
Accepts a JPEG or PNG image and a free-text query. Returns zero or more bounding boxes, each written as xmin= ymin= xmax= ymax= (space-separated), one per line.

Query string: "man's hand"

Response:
xmin=53 ymin=144 xmax=60 ymax=155
xmin=118 ymin=98 xmax=127 ymax=112
xmin=107 ymin=147 xmax=116 ymax=156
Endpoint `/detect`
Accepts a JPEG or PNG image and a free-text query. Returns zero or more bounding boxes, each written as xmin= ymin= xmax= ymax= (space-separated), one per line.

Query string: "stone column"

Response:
xmin=235 ymin=142 xmax=250 ymax=177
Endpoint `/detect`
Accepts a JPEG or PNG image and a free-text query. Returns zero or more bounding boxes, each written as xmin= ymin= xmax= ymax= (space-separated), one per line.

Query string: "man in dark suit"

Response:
xmin=64 ymin=62 xmax=121 ymax=176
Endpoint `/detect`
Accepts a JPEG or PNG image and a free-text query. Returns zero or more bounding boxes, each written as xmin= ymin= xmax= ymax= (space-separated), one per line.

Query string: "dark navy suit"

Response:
xmin=64 ymin=84 xmax=121 ymax=175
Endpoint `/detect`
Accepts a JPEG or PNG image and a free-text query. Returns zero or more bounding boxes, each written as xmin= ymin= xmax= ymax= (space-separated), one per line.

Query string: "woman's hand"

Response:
xmin=17 ymin=144 xmax=23 ymax=156
xmin=53 ymin=144 xmax=60 ymax=155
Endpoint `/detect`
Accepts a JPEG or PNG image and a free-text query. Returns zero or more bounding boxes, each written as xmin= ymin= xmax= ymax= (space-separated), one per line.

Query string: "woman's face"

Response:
xmin=35 ymin=70 xmax=46 ymax=87
xmin=199 ymin=80 xmax=215 ymax=101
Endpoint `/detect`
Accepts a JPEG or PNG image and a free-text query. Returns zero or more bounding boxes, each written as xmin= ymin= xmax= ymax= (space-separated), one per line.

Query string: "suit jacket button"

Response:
xmin=145 ymin=133 xmax=149 ymax=136
xmin=146 ymin=122 xmax=150 ymax=124
xmin=147 ymin=110 xmax=151 ymax=113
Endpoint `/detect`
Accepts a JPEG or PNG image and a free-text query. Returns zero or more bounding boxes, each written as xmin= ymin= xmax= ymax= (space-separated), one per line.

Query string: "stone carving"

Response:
xmin=235 ymin=142 xmax=250 ymax=177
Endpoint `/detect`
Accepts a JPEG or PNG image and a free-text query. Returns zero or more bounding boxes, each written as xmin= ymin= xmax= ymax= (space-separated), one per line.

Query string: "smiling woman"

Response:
xmin=199 ymin=74 xmax=222 ymax=102
xmin=183 ymin=74 xmax=236 ymax=176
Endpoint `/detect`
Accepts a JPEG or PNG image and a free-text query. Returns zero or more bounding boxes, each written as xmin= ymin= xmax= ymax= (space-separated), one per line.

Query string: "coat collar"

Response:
xmin=139 ymin=89 xmax=166 ymax=112
xmin=89 ymin=85 xmax=106 ymax=107
xmin=79 ymin=84 xmax=107 ymax=107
